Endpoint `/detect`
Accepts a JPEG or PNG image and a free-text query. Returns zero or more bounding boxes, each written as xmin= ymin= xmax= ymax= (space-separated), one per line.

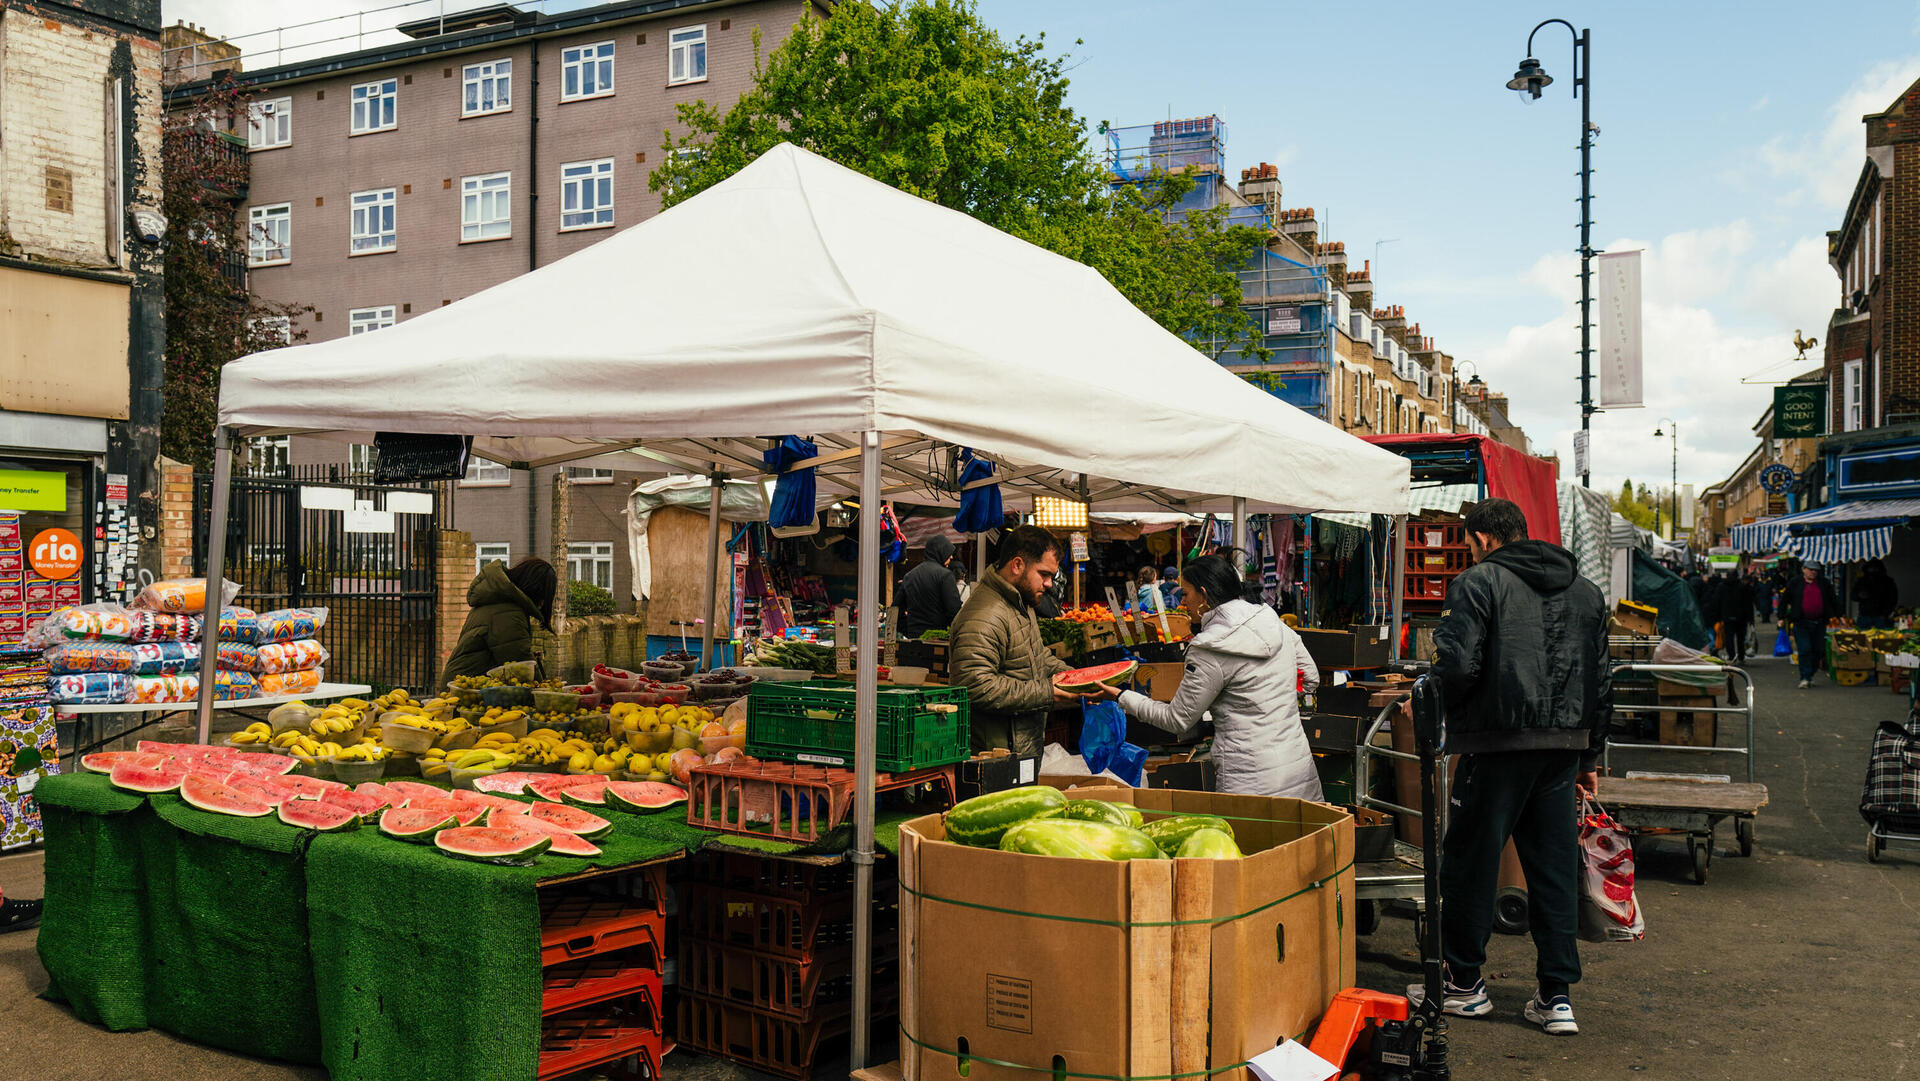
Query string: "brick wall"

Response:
xmin=435 ymin=528 xmax=477 ymax=677
xmin=157 ymin=455 xmax=194 ymax=577
xmin=1888 ymin=142 xmax=1920 ymax=421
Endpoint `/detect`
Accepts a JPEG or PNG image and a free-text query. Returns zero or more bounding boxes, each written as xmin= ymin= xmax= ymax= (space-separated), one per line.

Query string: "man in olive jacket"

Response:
xmin=948 ymin=525 xmax=1074 ymax=756
xmin=1414 ymin=498 xmax=1610 ymax=1038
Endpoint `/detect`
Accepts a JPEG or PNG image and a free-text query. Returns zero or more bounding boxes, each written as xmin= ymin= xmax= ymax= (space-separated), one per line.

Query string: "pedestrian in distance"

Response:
xmin=947 ymin=525 xmax=1073 ymax=756
xmin=896 ymin=535 xmax=963 ymax=640
xmin=1161 ymin=565 xmax=1183 ymax=610
xmin=1717 ymin=571 xmax=1754 ymax=665
xmin=1408 ymin=498 xmax=1610 ymax=1037
xmin=1780 ymin=562 xmax=1841 ymax=689
xmin=1086 ymin=555 xmax=1322 ymax=798
xmin=1135 ymin=565 xmax=1163 ymax=614
xmin=1851 ymin=558 xmax=1899 ymax=630
xmin=440 ymin=556 xmax=557 ymax=683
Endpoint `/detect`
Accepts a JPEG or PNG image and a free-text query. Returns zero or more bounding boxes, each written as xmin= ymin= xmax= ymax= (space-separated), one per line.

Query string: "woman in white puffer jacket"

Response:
xmin=1090 ymin=554 xmax=1322 ymax=799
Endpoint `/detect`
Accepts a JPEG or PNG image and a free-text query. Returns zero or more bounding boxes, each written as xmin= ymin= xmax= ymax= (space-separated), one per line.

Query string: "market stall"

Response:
xmin=50 ymin=142 xmax=1416 ymax=1077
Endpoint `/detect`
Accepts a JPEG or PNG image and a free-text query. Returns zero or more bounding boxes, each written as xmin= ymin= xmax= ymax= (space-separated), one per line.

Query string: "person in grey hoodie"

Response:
xmin=1088 ymin=554 xmax=1322 ymax=798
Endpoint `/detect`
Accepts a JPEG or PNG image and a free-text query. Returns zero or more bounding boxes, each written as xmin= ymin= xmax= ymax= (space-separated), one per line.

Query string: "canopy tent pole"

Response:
xmin=1389 ymin=513 xmax=1407 ymax=664
xmin=850 ymin=430 xmax=881 ymax=1068
xmin=1232 ymin=497 xmax=1249 ymax=567
xmin=976 ymin=531 xmax=988 ymax=581
xmin=194 ymin=427 xmax=235 ymax=745
xmin=700 ymin=470 xmax=723 ymax=670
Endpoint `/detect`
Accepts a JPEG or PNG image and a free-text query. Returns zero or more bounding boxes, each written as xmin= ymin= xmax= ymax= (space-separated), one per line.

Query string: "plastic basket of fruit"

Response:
xmin=480 ymin=685 xmax=534 ymax=709
xmin=589 ymin=664 xmax=648 ymax=695
xmin=531 ymin=688 xmax=581 ymax=714
xmin=331 ymin=758 xmax=386 ymax=784
xmin=382 ymin=752 xmax=421 ymax=777
xmin=563 ymin=686 xmax=604 ymax=710
xmin=746 ymin=681 xmax=969 ymax=771
xmin=379 ymin=719 xmax=438 ymax=755
xmin=486 ymin=660 xmax=537 ymax=683
xmin=641 ymin=660 xmax=688 ymax=681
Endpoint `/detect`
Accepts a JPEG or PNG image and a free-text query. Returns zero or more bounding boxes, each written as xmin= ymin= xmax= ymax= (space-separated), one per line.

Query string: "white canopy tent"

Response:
xmin=198 ymin=142 xmax=1411 ymax=1063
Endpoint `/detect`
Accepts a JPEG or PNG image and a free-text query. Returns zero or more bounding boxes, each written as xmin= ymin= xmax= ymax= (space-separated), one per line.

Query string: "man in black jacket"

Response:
xmin=1411 ymin=498 xmax=1609 ymax=1037
xmin=896 ymin=535 xmax=963 ymax=640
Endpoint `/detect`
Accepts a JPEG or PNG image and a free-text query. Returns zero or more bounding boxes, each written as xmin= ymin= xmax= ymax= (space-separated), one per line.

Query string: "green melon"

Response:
xmin=1061 ymin=798 xmax=1136 ymax=828
xmin=944 ymin=785 xmax=1067 ymax=848
xmin=999 ymin=818 xmax=1164 ymax=861
xmin=1140 ymin=814 xmax=1236 ymax=856
xmin=1174 ymin=828 xmax=1243 ymax=859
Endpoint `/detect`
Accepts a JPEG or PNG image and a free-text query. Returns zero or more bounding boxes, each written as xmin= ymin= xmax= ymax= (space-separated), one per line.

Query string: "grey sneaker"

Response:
xmin=1407 ymin=974 xmax=1493 ymax=1017
xmin=1525 ymin=993 xmax=1578 ymax=1035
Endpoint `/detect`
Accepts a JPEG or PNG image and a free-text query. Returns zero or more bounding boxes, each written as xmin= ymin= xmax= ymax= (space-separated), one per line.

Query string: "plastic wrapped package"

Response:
xmin=31 ymin=605 xmax=137 ymax=645
xmin=212 ymin=670 xmax=258 ymax=701
xmin=257 ymin=669 xmax=322 ymax=697
xmin=250 ymin=607 xmax=329 ymax=645
xmin=126 ymin=675 xmax=199 ymax=704
xmin=43 ymin=641 xmax=140 ymax=675
xmin=129 ymin=641 xmax=200 ymax=676
xmin=219 ymin=606 xmax=258 ymax=643
xmin=215 ymin=641 xmax=261 ymax=673
xmin=131 ymin=577 xmax=241 ymax=614
xmin=254 ymin=639 xmax=329 ymax=675
xmin=47 ymin=672 xmax=134 ymax=705
xmin=126 ymin=611 xmax=203 ymax=643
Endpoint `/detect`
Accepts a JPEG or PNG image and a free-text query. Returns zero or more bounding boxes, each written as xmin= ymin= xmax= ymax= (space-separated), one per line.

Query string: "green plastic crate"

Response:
xmin=745 ymin=681 xmax=970 ymax=771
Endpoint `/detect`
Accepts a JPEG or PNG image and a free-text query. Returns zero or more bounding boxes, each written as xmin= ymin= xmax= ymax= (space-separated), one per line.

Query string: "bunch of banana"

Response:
xmin=269 ymin=729 xmax=309 ymax=750
xmin=309 ymin=714 xmax=358 ymax=738
xmin=387 ymin=714 xmax=452 ymax=734
xmin=421 ymin=747 xmax=452 ymax=777
xmin=229 ymin=722 xmax=274 ymax=745
xmin=474 ymin=707 xmax=528 ymax=726
xmin=334 ymin=743 xmax=389 ymax=763
xmin=450 ymin=747 xmax=516 ymax=772
xmin=274 ymin=732 xmax=335 ymax=759
xmin=337 ymin=697 xmax=371 ymax=712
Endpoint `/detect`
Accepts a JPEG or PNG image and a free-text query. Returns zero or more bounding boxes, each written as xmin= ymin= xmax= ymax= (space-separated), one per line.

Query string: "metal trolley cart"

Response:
xmin=1352 ymin=693 xmax=1445 ymax=948
xmin=1864 ymin=709 xmax=1920 ymax=864
xmin=1599 ymin=662 xmax=1767 ymax=885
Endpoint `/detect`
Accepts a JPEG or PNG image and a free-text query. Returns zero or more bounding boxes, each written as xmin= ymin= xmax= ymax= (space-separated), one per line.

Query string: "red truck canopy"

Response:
xmin=1361 ymin=434 xmax=1562 ymax=546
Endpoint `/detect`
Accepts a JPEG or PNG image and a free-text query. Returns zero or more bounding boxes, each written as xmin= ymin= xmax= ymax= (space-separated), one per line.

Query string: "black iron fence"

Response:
xmin=193 ymin=464 xmax=449 ymax=693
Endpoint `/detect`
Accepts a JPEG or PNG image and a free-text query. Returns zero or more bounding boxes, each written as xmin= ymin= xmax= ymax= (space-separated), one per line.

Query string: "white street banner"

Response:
xmin=1597 ymin=251 xmax=1643 ymax=408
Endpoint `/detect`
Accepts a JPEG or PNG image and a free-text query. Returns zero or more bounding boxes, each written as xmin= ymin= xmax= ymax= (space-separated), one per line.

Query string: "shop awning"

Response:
xmin=1730 ymin=497 xmax=1920 ymax=553
xmin=217 ymin=142 xmax=1410 ymax=517
xmin=1782 ymin=525 xmax=1893 ymax=565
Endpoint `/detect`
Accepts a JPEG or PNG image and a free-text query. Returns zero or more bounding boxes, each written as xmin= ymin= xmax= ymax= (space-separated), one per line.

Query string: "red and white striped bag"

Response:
xmin=1578 ymin=798 xmax=1645 ymax=942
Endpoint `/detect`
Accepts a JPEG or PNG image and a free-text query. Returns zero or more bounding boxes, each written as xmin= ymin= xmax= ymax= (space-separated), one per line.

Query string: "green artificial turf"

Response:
xmin=33 ymin=772 xmax=151 ymax=1031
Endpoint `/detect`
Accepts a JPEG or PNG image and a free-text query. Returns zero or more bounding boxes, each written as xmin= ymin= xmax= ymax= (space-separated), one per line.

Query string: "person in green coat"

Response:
xmin=441 ymin=557 xmax=558 ymax=683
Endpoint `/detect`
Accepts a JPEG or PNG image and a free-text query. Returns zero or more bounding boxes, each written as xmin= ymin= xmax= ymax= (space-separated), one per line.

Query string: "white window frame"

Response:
xmin=668 ymin=24 xmax=707 ymax=85
xmin=246 ymin=436 xmax=290 ymax=477
xmin=460 ymin=171 xmax=512 ymax=242
xmin=349 ymin=306 xmax=396 ymax=335
xmin=461 ymin=58 xmax=512 ymax=117
xmin=560 ymin=41 xmax=615 ymax=101
xmin=559 ymin=158 xmax=614 ymax=231
xmin=349 ymin=78 xmax=398 ymax=134
xmin=348 ymin=444 xmax=377 ymax=477
xmin=568 ymin=541 xmax=615 ymax=590
xmin=248 ymin=96 xmax=291 ymax=150
xmin=475 ymin=542 xmax=512 ymax=571
xmin=462 ymin=459 xmax=511 ymax=487
xmin=1844 ymin=358 xmax=1864 ymax=433
xmin=248 ymin=202 xmax=291 ymax=266
xmin=566 ymin=466 xmax=614 ymax=484
xmin=349 ymin=188 xmax=397 ymax=254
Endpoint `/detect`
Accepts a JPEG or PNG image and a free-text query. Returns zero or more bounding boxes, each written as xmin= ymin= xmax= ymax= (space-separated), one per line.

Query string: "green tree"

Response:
xmin=162 ymin=81 xmax=311 ymax=468
xmin=1613 ymin=479 xmax=1656 ymax=530
xmin=648 ymin=0 xmax=1270 ymax=360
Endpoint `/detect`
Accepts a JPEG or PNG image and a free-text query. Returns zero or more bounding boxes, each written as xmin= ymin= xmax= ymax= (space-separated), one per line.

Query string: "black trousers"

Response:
xmin=1439 ymin=749 xmax=1583 ymax=997
xmin=1724 ymin=619 xmax=1751 ymax=664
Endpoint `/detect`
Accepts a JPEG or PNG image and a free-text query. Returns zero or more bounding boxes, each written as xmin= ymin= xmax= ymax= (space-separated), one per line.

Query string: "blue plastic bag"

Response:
xmin=1773 ymin=626 xmax=1791 ymax=658
xmin=1079 ymin=699 xmax=1147 ymax=787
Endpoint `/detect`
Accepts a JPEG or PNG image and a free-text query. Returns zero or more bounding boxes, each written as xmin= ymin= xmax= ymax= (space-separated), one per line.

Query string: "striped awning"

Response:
xmin=1782 ymin=526 xmax=1893 ymax=565
xmin=1730 ymin=496 xmax=1920 ymax=554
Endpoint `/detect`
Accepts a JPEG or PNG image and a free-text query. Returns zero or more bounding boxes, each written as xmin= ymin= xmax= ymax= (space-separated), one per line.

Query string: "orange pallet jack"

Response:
xmin=1307 ymin=675 xmax=1451 ymax=1081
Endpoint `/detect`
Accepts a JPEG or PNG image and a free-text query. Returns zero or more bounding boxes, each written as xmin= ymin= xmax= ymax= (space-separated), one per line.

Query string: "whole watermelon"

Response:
xmin=945 ymin=786 xmax=1067 ymax=848
xmin=1062 ymin=799 xmax=1136 ymax=829
xmin=1140 ymin=814 xmax=1236 ymax=856
xmin=1174 ymin=828 xmax=1244 ymax=859
xmin=998 ymin=819 xmax=1164 ymax=861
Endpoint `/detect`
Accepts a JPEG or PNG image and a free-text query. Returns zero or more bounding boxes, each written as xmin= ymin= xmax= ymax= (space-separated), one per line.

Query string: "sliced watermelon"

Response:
xmin=406 ymin=795 xmax=488 ymax=826
xmin=526 ymin=801 xmax=613 ymax=839
xmin=603 ymin=781 xmax=687 ymax=813
xmin=559 ymin=780 xmax=610 ymax=808
xmin=469 ymin=771 xmax=556 ymax=796
xmin=511 ymin=814 xmax=605 ymax=857
xmin=472 ymin=793 xmax=533 ymax=817
xmin=111 ymin=760 xmax=190 ymax=793
xmin=319 ymin=790 xmax=387 ymax=820
xmin=82 ymin=751 xmax=168 ymax=774
xmin=1052 ymin=660 xmax=1139 ymax=694
xmin=275 ymin=774 xmax=349 ymax=799
xmin=526 ymin=774 xmax=607 ymax=803
xmin=384 ymin=780 xmax=451 ymax=803
xmin=225 ymin=776 xmax=292 ymax=807
xmin=278 ymin=800 xmax=361 ymax=832
xmin=353 ymin=781 xmax=399 ymax=806
xmin=180 ymin=774 xmax=274 ymax=817
xmin=433 ymin=826 xmax=553 ymax=864
xmin=378 ymin=807 xmax=458 ymax=843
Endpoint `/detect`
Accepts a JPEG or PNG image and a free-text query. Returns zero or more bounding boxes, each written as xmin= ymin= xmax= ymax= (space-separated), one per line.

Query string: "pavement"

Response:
xmin=0 ymin=648 xmax=1914 ymax=1080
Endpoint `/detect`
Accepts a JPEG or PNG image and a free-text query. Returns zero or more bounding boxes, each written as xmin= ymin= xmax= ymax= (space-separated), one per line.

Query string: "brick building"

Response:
xmin=0 ymin=0 xmax=165 ymax=642
xmin=164 ymin=0 xmax=823 ymax=611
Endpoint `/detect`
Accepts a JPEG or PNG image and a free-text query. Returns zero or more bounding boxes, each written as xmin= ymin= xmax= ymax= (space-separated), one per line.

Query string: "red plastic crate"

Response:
xmin=1404 ymin=574 xmax=1454 ymax=601
xmin=1407 ymin=523 xmax=1466 ymax=549
xmin=685 ymin=760 xmax=955 ymax=843
xmin=537 ymin=1013 xmax=670 ymax=1081
xmin=677 ymin=932 xmax=899 ymax=1021
xmin=679 ymin=882 xmax=897 ymax=963
xmin=1405 ymin=548 xmax=1469 ymax=573
xmin=540 ymin=896 xmax=666 ymax=967
xmin=543 ymin=952 xmax=666 ymax=1016
xmin=673 ymin=988 xmax=898 ymax=1081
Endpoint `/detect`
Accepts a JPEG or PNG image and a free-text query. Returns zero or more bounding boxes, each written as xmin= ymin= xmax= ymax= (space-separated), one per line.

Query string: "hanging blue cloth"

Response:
xmin=763 ymin=436 xmax=817 ymax=529
xmin=953 ymin=448 xmax=1002 ymax=533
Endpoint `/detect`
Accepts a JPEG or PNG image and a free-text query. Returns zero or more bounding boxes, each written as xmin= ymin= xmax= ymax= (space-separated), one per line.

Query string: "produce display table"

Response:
xmin=54 ymin=682 xmax=375 ymax=755
xmin=33 ymin=771 xmax=918 ymax=1081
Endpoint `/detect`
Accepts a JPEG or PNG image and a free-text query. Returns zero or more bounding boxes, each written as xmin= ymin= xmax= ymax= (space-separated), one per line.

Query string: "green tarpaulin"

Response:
xmin=1631 ymin=549 xmax=1712 ymax=649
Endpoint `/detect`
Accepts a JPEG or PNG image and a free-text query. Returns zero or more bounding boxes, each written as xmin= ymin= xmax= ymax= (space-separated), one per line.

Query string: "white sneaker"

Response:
xmin=1798 ymin=679 xmax=1810 ymax=689
xmin=1525 ymin=994 xmax=1578 ymax=1035
xmin=1407 ymin=975 xmax=1493 ymax=1017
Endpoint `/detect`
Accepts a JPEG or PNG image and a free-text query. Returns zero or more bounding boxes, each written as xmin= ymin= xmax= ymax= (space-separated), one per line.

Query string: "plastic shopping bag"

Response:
xmin=1773 ymin=626 xmax=1791 ymax=658
xmin=1577 ymin=798 xmax=1645 ymax=942
xmin=1078 ymin=699 xmax=1147 ymax=787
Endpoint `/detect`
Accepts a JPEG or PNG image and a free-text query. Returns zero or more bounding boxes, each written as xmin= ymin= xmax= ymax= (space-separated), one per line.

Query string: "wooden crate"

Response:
xmin=1657 ymin=695 xmax=1716 ymax=747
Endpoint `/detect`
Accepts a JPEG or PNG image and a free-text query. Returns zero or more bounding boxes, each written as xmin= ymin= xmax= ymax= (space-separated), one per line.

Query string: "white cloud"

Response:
xmin=1759 ymin=57 xmax=1920 ymax=209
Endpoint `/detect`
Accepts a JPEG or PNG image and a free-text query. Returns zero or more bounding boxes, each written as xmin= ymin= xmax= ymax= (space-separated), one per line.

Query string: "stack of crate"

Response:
xmin=674 ymin=852 xmax=899 ymax=1079
xmin=1403 ymin=519 xmax=1469 ymax=614
xmin=536 ymin=869 xmax=672 ymax=1080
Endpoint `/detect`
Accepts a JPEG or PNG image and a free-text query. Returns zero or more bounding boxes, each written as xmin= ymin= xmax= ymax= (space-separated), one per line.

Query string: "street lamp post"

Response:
xmin=1654 ymin=418 xmax=1677 ymax=540
xmin=1505 ymin=19 xmax=1596 ymax=488
xmin=1451 ymin=360 xmax=1482 ymax=433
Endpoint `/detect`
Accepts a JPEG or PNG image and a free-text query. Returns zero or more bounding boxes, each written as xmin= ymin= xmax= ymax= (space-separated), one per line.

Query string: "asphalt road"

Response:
xmin=1 ymin=648 xmax=1914 ymax=1080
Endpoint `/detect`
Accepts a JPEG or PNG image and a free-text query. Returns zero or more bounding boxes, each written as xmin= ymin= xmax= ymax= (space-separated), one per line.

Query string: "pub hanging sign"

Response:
xmin=1773 ymin=384 xmax=1826 ymax=438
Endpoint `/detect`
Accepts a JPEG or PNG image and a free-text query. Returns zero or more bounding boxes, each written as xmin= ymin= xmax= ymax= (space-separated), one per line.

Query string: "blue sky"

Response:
xmin=172 ymin=0 xmax=1920 ymax=496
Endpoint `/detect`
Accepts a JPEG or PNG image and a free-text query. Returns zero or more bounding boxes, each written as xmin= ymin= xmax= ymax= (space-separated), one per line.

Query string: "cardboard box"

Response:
xmin=958 ymin=752 xmax=1040 ymax=800
xmin=1613 ymin=600 xmax=1658 ymax=637
xmin=1302 ymin=712 xmax=1364 ymax=754
xmin=1080 ymin=621 xmax=1121 ymax=652
xmin=1143 ymin=753 xmax=1217 ymax=791
xmin=1297 ymin=626 xmax=1390 ymax=671
xmin=1132 ymin=661 xmax=1185 ymax=703
xmin=1832 ymin=649 xmax=1876 ymax=672
xmin=898 ymin=792 xmax=1354 ymax=1081
xmin=1657 ymin=695 xmax=1716 ymax=746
